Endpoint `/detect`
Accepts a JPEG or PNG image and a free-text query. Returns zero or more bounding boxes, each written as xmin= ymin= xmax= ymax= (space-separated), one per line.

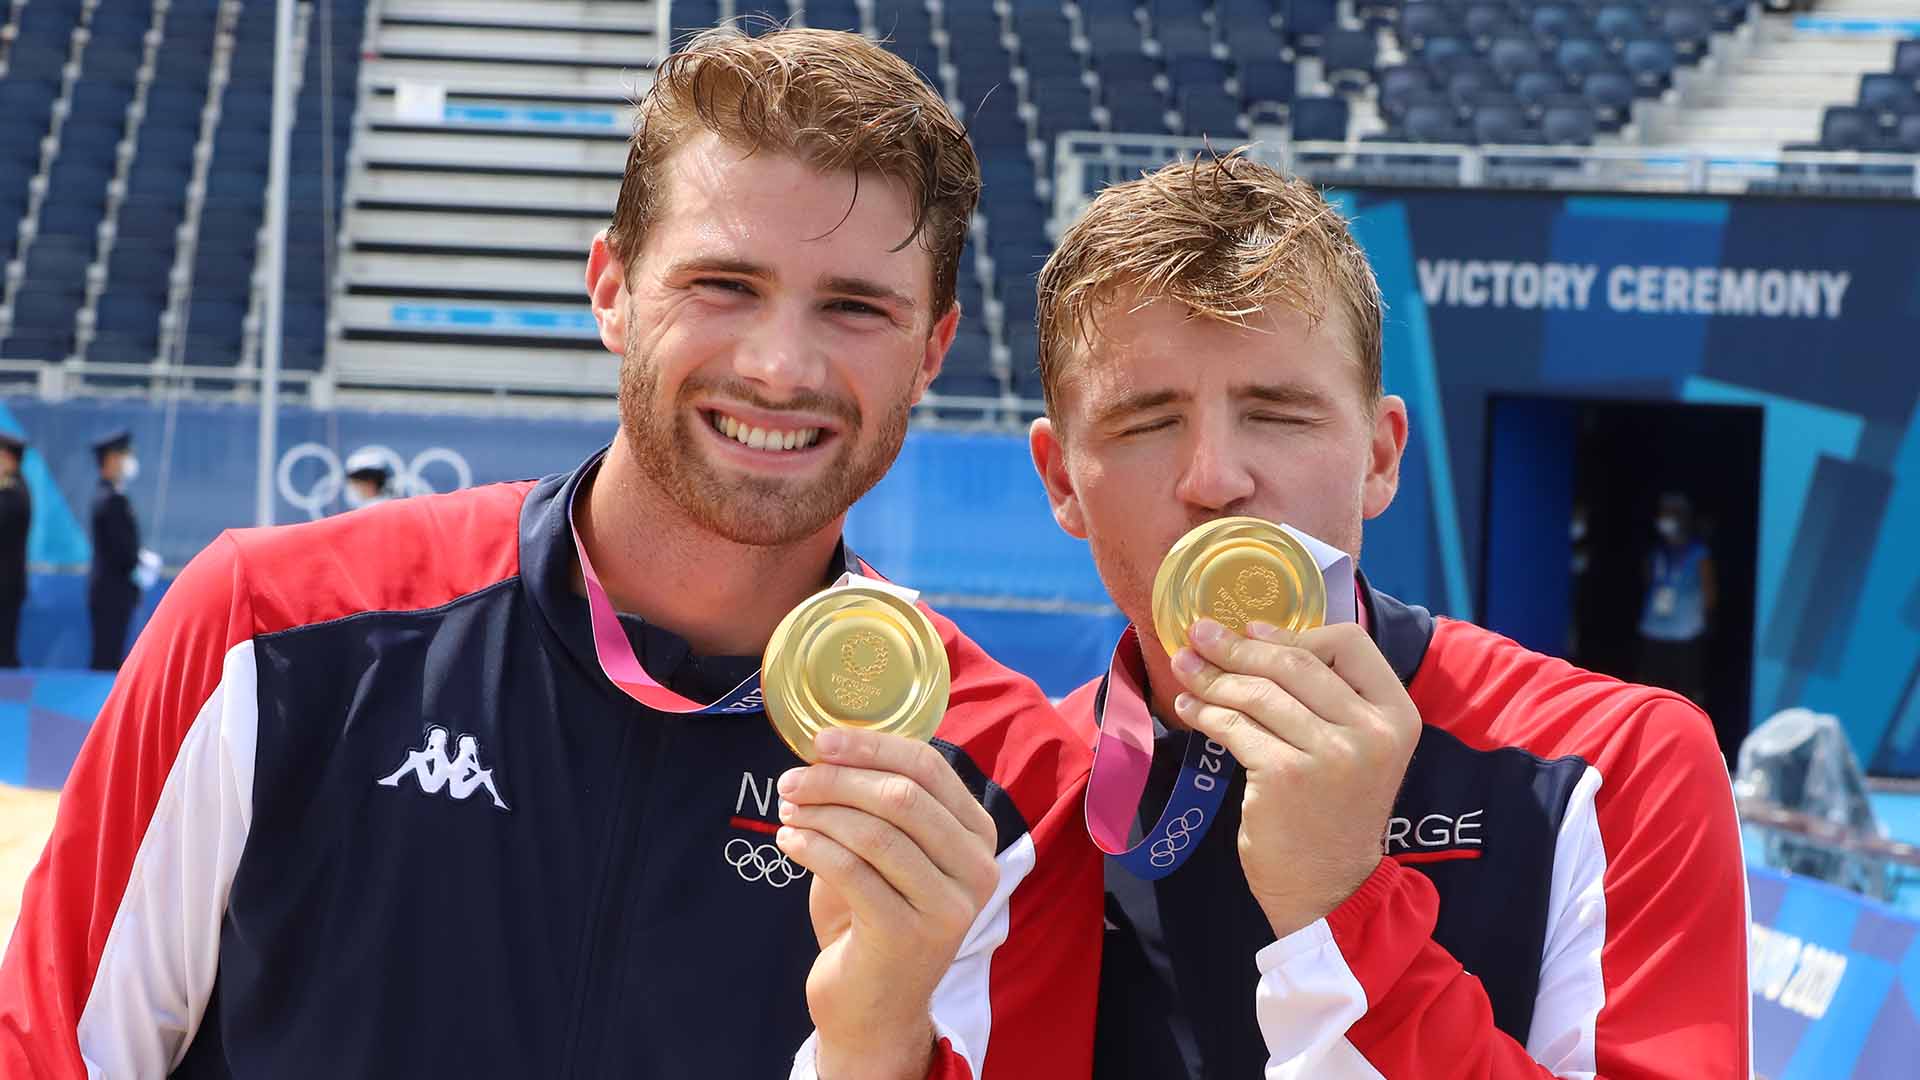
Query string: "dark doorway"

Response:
xmin=1482 ymin=396 xmax=1762 ymax=764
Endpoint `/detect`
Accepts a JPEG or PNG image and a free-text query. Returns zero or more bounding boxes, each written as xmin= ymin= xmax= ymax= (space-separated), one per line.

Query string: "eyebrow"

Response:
xmin=821 ymin=274 xmax=917 ymax=312
xmin=664 ymin=258 xmax=917 ymax=313
xmin=1092 ymin=382 xmax=1336 ymax=428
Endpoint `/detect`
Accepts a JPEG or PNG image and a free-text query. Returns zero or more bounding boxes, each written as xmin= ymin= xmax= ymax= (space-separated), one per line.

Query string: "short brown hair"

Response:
xmin=1035 ymin=152 xmax=1383 ymax=415
xmin=607 ymin=26 xmax=980 ymax=320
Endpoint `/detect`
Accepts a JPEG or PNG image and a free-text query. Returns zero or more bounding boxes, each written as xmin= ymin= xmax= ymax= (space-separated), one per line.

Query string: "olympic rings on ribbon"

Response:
xmin=725 ymin=838 xmax=809 ymax=888
xmin=1148 ymin=807 xmax=1209 ymax=868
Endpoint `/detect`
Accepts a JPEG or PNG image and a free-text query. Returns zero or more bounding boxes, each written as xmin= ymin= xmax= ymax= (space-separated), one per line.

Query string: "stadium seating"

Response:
xmin=1799 ymin=40 xmax=1920 ymax=153
xmin=0 ymin=0 xmax=360 ymax=376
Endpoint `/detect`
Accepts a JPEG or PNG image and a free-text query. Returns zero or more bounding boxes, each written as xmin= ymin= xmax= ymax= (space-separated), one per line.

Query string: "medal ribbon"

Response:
xmin=1086 ymin=524 xmax=1359 ymax=879
xmin=570 ymin=497 xmax=770 ymax=714
xmin=567 ymin=482 xmax=921 ymax=715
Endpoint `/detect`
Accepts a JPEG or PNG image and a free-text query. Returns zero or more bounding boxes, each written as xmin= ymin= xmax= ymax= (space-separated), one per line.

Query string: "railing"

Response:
xmin=1738 ymin=795 xmax=1920 ymax=909
xmin=1053 ymin=132 xmax=1920 ymax=226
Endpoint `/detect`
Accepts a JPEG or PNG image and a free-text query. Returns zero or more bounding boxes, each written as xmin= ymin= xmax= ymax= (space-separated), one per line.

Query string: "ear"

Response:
xmin=586 ymin=229 xmax=629 ymax=356
xmin=1029 ymin=416 xmax=1089 ymax=540
xmin=908 ymin=301 xmax=961 ymax=404
xmin=1362 ymin=394 xmax=1410 ymax=520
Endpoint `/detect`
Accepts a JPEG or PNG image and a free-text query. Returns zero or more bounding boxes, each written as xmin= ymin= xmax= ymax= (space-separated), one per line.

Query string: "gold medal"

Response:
xmin=762 ymin=583 xmax=950 ymax=762
xmin=1150 ymin=516 xmax=1328 ymax=659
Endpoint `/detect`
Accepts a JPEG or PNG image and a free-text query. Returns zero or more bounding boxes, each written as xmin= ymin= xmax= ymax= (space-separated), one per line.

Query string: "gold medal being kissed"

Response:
xmin=762 ymin=583 xmax=950 ymax=762
xmin=1151 ymin=516 xmax=1328 ymax=659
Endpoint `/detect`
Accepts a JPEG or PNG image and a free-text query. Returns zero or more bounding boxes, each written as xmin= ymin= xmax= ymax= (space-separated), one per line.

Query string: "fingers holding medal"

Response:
xmin=1154 ymin=518 xmax=1421 ymax=940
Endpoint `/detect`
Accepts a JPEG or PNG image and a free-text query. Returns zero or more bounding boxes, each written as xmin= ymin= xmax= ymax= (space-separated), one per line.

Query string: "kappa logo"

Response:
xmin=377 ymin=726 xmax=510 ymax=811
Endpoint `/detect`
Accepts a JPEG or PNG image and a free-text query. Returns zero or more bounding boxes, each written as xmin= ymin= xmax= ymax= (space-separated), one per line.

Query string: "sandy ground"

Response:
xmin=0 ymin=784 xmax=60 ymax=952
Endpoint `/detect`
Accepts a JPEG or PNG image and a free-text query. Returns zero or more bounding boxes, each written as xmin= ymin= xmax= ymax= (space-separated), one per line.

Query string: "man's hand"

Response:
xmin=775 ymin=728 xmax=1002 ymax=1080
xmin=1169 ymin=619 xmax=1421 ymax=939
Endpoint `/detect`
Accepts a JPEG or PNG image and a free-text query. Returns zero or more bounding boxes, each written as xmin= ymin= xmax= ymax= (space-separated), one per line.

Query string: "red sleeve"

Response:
xmin=0 ymin=534 xmax=254 ymax=1078
xmin=924 ymin=620 xmax=1103 ymax=1079
xmin=1297 ymin=697 xmax=1749 ymax=1077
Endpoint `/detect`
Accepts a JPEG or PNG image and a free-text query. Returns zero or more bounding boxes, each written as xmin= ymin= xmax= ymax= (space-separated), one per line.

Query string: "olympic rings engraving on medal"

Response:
xmin=1212 ymin=564 xmax=1282 ymax=629
xmin=1147 ymin=807 xmax=1209 ymax=868
xmin=276 ymin=442 xmax=476 ymax=520
xmin=829 ymin=629 xmax=890 ymax=710
xmin=725 ymin=837 xmax=808 ymax=888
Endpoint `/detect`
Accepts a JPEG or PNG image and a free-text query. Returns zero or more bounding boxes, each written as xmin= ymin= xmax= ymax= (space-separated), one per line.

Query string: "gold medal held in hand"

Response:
xmin=762 ymin=583 xmax=950 ymax=762
xmin=1151 ymin=516 xmax=1328 ymax=659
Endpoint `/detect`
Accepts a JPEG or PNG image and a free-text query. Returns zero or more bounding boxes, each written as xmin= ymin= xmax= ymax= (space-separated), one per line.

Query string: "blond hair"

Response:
xmin=607 ymin=26 xmax=980 ymax=318
xmin=1034 ymin=151 xmax=1383 ymax=414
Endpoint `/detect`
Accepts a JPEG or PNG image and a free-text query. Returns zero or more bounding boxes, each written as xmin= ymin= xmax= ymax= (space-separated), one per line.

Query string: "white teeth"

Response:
xmin=710 ymin=412 xmax=822 ymax=452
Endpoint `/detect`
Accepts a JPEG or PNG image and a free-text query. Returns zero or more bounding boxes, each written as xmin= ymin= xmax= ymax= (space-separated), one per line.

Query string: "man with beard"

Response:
xmin=0 ymin=28 xmax=1099 ymax=1079
xmin=1027 ymin=155 xmax=1749 ymax=1076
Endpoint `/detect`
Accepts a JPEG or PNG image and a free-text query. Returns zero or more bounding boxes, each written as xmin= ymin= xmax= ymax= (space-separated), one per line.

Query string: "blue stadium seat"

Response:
xmin=1860 ymin=73 xmax=1920 ymax=128
xmin=1447 ymin=69 xmax=1496 ymax=106
xmin=1423 ymin=36 xmax=1479 ymax=78
xmin=1399 ymin=2 xmax=1457 ymax=51
xmin=1624 ymin=38 xmax=1677 ymax=91
xmin=1157 ymin=24 xmax=1217 ymax=66
xmin=1897 ymin=40 xmax=1920 ymax=83
xmin=1542 ymin=103 xmax=1597 ymax=145
xmin=1290 ymin=95 xmax=1350 ymax=141
xmin=1583 ymin=71 xmax=1635 ymax=127
xmin=1530 ymin=4 xmax=1582 ymax=48
xmin=1085 ymin=15 xmax=1146 ymax=58
xmin=1491 ymin=37 xmax=1547 ymax=80
xmin=1179 ymin=87 xmax=1243 ymax=138
xmin=0 ymin=331 xmax=75 ymax=363
xmin=1660 ymin=6 xmax=1711 ymax=60
xmin=1594 ymin=4 xmax=1648 ymax=47
xmin=1096 ymin=52 xmax=1159 ymax=89
xmin=86 ymin=332 xmax=158 ymax=366
xmin=1473 ymin=102 xmax=1534 ymax=144
xmin=1169 ymin=58 xmax=1229 ymax=91
xmin=1105 ymin=86 xmax=1169 ymax=134
xmin=1323 ymin=29 xmax=1378 ymax=93
xmin=1896 ymin=114 xmax=1920 ymax=153
xmin=1225 ymin=25 xmax=1289 ymax=66
xmin=1555 ymin=38 xmax=1610 ymax=84
xmin=1406 ymin=101 xmax=1470 ymax=142
xmin=943 ymin=327 xmax=993 ymax=377
xmin=1239 ymin=58 xmax=1296 ymax=107
xmin=1218 ymin=0 xmax=1281 ymax=35
xmin=1818 ymin=106 xmax=1876 ymax=152
xmin=1289 ymin=0 xmax=1338 ymax=46
xmin=1463 ymin=3 xmax=1512 ymax=46
xmin=1378 ymin=66 xmax=1435 ymax=123
xmin=1514 ymin=69 xmax=1569 ymax=111
xmin=800 ymin=0 xmax=859 ymax=32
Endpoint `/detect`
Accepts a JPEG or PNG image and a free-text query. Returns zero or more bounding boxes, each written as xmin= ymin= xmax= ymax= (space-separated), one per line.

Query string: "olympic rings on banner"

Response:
xmin=276 ymin=443 xmax=475 ymax=519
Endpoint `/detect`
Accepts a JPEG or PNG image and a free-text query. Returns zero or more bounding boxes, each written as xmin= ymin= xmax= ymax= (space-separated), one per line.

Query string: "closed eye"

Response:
xmin=694 ymin=278 xmax=754 ymax=295
xmin=826 ymin=298 xmax=886 ymax=318
xmin=1251 ymin=413 xmax=1316 ymax=426
xmin=1117 ymin=418 xmax=1177 ymax=437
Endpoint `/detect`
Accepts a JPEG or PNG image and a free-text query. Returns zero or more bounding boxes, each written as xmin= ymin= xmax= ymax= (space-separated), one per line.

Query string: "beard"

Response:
xmin=616 ymin=323 xmax=913 ymax=548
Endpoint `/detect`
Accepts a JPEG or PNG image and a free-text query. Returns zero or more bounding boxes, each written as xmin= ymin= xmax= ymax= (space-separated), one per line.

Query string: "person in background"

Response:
xmin=343 ymin=449 xmax=395 ymax=509
xmin=86 ymin=430 xmax=141 ymax=672
xmin=0 ymin=434 xmax=30 ymax=668
xmin=1637 ymin=491 xmax=1716 ymax=707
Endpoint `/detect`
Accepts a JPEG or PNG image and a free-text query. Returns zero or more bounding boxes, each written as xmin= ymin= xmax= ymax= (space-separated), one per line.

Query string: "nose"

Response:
xmin=733 ymin=302 xmax=828 ymax=399
xmin=1173 ymin=421 xmax=1256 ymax=514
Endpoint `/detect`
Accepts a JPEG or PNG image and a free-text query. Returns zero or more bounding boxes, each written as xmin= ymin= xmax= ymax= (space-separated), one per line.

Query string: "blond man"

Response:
xmin=0 ymin=29 xmax=1100 ymax=1079
xmin=1028 ymin=154 xmax=1749 ymax=1077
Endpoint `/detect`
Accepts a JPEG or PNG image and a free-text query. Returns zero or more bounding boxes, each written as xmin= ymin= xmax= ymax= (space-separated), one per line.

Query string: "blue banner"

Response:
xmin=1748 ymin=865 xmax=1920 ymax=1079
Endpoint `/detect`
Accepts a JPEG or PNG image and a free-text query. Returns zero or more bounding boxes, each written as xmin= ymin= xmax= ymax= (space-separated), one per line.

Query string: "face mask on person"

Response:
xmin=1655 ymin=515 xmax=1681 ymax=541
xmin=119 ymin=455 xmax=140 ymax=484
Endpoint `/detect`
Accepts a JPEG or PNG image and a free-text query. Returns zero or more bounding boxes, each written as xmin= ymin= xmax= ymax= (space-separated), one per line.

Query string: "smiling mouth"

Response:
xmin=705 ymin=410 xmax=825 ymax=452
